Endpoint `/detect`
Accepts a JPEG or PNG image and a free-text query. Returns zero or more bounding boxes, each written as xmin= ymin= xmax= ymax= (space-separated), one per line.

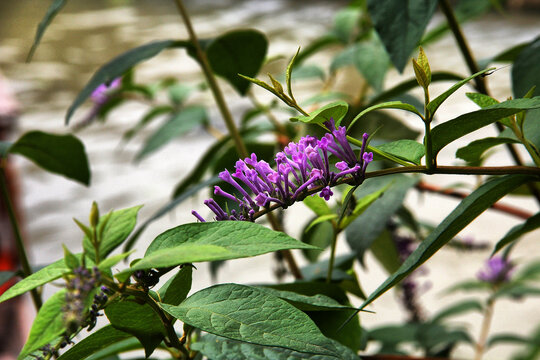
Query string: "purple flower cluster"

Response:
xmin=91 ymin=78 xmax=121 ymax=105
xmin=63 ymin=266 xmax=102 ymax=334
xmin=192 ymin=119 xmax=373 ymax=222
xmin=477 ymin=256 xmax=514 ymax=284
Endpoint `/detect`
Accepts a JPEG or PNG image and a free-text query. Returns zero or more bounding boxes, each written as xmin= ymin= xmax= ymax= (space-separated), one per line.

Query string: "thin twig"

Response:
xmin=416 ymin=181 xmax=533 ymax=219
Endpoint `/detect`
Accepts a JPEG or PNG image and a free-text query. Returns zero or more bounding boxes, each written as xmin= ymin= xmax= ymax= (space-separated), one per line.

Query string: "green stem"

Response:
xmin=326 ymin=228 xmax=338 ymax=284
xmin=104 ymin=278 xmax=190 ymax=359
xmin=424 ymin=120 xmax=435 ymax=172
xmin=439 ymin=0 xmax=540 ymax=204
xmin=475 ymin=297 xmax=495 ymax=360
xmin=0 ymin=165 xmax=42 ymax=310
xmin=247 ymin=90 xmax=288 ymax=135
xmin=92 ymin=230 xmax=100 ymax=264
xmin=173 ymin=0 xmax=248 ymax=159
xmin=438 ymin=0 xmax=487 ymax=95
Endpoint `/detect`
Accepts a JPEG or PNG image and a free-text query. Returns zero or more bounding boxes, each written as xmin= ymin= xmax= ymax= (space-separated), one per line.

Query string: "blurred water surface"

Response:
xmin=1 ymin=1 xmax=539 ymax=358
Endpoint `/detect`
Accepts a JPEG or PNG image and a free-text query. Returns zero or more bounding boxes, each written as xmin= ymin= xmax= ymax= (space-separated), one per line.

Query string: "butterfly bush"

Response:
xmin=192 ymin=119 xmax=373 ymax=222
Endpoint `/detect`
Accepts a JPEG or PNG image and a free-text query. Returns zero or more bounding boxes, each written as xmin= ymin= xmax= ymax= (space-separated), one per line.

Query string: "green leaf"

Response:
xmin=416 ymin=47 xmax=431 ymax=86
xmin=158 ymin=265 xmax=192 ymax=306
xmin=493 ymin=284 xmax=540 ymax=300
xmin=105 ymin=300 xmax=165 ymax=358
xmin=81 ymin=338 xmax=142 ymax=360
xmin=349 ymin=101 xmax=423 ymax=130
xmin=9 ymin=131 xmax=90 ymax=185
xmin=331 ymin=8 xmax=361 ymax=43
xmin=26 ymin=0 xmax=67 ymax=62
xmin=412 ymin=58 xmax=429 ymax=90
xmin=431 ymin=300 xmax=484 ymax=323
xmin=56 ymin=325 xmax=132 ymax=360
xmin=83 ymin=205 xmax=143 ymax=260
xmin=192 ymin=334 xmax=355 ymax=360
xmin=426 ymin=67 xmax=494 ymax=117
xmin=308 ymin=309 xmax=363 ymax=352
xmin=373 ymin=139 xmax=425 ymax=165
xmin=368 ymin=0 xmax=438 ymax=72
xmin=97 ymin=251 xmax=135 ymax=271
xmin=487 ymin=334 xmax=531 ymax=349
xmin=303 ymin=195 xmax=333 ymax=217
xmin=466 ymin=92 xmax=514 ymax=127
xmin=301 ymin=219 xmax=334 ymax=263
xmin=444 ymin=280 xmax=492 ymax=295
xmin=63 ymin=245 xmax=80 ymax=270
xmin=346 ymin=175 xmax=418 ymax=264
xmin=456 ymin=137 xmax=520 ymax=165
xmin=286 ymin=48 xmax=301 ymax=101
xmin=161 ymin=284 xmax=358 ymax=359
xmin=512 ymin=36 xmax=540 ymax=98
xmin=466 ymin=92 xmax=499 ymax=108
xmin=136 ymin=106 xmax=207 ymax=161
xmin=122 ymin=105 xmax=173 ymax=143
xmin=19 ymin=290 xmax=66 ymax=359
xmin=300 ymin=254 xmax=356 ymax=283
xmin=330 ymin=40 xmax=390 ymax=92
xmin=358 ymin=174 xmax=538 ymax=311
xmin=255 ymin=287 xmax=354 ymax=312
xmin=431 ymin=97 xmax=540 ymax=157
xmin=239 ymin=74 xmax=279 ymax=97
xmin=0 ymin=258 xmax=71 ymax=303
xmin=492 ymin=212 xmax=540 ymax=255
xmin=339 ymin=183 xmax=391 ymax=229
xmin=206 ymin=30 xmax=268 ymax=95
xmin=66 ymin=40 xmax=189 ymax=124
xmin=128 ymin=222 xmax=319 ymax=271
xmin=291 ymin=101 xmax=349 ymax=126
xmin=369 ymin=230 xmax=401 ymax=274
xmin=306 ymin=214 xmax=338 ymax=233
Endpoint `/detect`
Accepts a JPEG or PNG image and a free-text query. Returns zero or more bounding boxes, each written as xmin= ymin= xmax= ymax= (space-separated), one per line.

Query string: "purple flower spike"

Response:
xmin=91 ymin=78 xmax=121 ymax=104
xmin=320 ymin=186 xmax=333 ymax=201
xmin=255 ymin=193 xmax=268 ymax=206
xmin=191 ymin=210 xmax=206 ymax=222
xmin=336 ymin=161 xmax=349 ymax=171
xmin=192 ymin=118 xmax=372 ymax=222
xmin=477 ymin=256 xmax=514 ymax=284
xmin=363 ymin=152 xmax=373 ymax=163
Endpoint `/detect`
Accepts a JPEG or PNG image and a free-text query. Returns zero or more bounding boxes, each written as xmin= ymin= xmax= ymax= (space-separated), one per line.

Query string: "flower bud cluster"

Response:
xmin=63 ymin=266 xmax=102 ymax=334
xmin=133 ymin=269 xmax=160 ymax=291
xmin=192 ymin=119 xmax=373 ymax=222
xmin=477 ymin=256 xmax=514 ymax=284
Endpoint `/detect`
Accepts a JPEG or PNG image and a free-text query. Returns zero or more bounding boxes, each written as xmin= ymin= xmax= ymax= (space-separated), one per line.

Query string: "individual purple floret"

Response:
xmin=91 ymin=78 xmax=121 ymax=104
xmin=192 ymin=119 xmax=373 ymax=222
xmin=477 ymin=256 xmax=514 ymax=284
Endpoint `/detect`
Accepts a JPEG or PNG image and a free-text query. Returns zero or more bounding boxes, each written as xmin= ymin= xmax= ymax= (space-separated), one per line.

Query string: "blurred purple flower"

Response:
xmin=91 ymin=78 xmax=121 ymax=104
xmin=192 ymin=119 xmax=372 ymax=222
xmin=477 ymin=256 xmax=514 ymax=284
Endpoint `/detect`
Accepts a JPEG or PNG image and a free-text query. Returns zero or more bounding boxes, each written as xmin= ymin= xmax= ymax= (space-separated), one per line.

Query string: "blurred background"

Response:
xmin=1 ymin=0 xmax=540 ymax=358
